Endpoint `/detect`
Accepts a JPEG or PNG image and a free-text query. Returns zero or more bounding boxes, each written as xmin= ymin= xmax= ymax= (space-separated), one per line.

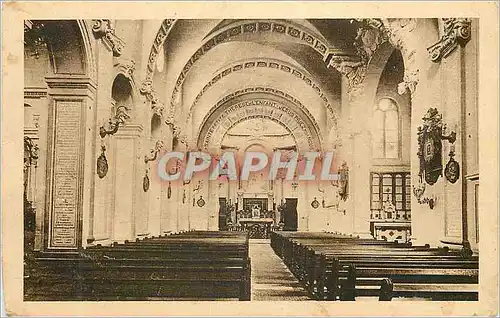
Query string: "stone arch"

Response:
xmin=42 ymin=20 xmax=90 ymax=76
xmin=197 ymin=99 xmax=321 ymax=153
xmin=76 ymin=20 xmax=97 ymax=81
xmin=169 ymin=19 xmax=332 ymax=117
xmin=187 ymin=58 xmax=337 ymax=122
xmin=195 ymin=88 xmax=325 ymax=145
xmin=111 ymin=74 xmax=134 ymax=118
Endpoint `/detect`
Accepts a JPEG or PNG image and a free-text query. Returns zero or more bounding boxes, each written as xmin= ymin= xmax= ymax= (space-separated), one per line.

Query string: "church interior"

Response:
xmin=23 ymin=18 xmax=479 ymax=301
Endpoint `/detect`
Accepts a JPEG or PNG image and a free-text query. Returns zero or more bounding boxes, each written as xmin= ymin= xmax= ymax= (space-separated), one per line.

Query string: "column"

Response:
xmin=111 ymin=124 xmax=143 ymax=242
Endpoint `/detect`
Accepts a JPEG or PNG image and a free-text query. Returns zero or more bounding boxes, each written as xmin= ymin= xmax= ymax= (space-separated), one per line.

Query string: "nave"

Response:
xmin=22 ymin=18 xmax=480 ymax=302
xmin=24 ymin=230 xmax=478 ymax=301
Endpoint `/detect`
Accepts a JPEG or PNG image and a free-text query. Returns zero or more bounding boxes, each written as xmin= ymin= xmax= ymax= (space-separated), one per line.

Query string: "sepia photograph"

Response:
xmin=2 ymin=1 xmax=499 ymax=316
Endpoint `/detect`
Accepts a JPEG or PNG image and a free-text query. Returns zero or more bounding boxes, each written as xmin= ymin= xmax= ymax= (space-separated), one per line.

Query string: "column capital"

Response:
xmin=427 ymin=18 xmax=471 ymax=62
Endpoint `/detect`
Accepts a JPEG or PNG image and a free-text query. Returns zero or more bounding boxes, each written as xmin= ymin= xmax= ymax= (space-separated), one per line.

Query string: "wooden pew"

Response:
xmin=25 ymin=231 xmax=252 ymax=301
xmin=270 ymin=231 xmax=479 ymax=301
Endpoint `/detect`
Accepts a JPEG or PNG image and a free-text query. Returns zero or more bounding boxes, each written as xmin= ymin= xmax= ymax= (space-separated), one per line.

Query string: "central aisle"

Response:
xmin=249 ymin=239 xmax=311 ymax=301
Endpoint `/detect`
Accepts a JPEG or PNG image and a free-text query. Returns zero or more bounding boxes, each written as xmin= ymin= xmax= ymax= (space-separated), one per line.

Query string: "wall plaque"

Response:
xmin=49 ymin=100 xmax=83 ymax=249
xmin=417 ymin=108 xmax=456 ymax=186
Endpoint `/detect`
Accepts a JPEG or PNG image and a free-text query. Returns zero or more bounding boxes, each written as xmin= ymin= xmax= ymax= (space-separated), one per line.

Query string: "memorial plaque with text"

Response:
xmin=49 ymin=100 xmax=83 ymax=249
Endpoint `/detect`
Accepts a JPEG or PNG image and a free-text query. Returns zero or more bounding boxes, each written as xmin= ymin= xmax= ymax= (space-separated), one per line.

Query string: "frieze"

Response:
xmin=427 ymin=18 xmax=471 ymax=62
xmin=170 ymin=20 xmax=333 ymax=117
xmin=187 ymin=59 xmax=336 ymax=122
xmin=24 ymin=88 xmax=47 ymax=99
xmin=200 ymin=99 xmax=318 ymax=151
xmin=92 ymin=19 xmax=125 ymax=57
xmin=143 ymin=19 xmax=177 ymax=83
xmin=328 ymin=19 xmax=389 ymax=94
xmin=197 ymin=87 xmax=325 ymax=141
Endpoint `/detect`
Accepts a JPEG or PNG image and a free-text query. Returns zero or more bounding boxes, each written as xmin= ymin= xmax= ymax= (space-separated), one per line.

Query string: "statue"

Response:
xmin=383 ymin=193 xmax=396 ymax=219
xmin=251 ymin=204 xmax=261 ymax=219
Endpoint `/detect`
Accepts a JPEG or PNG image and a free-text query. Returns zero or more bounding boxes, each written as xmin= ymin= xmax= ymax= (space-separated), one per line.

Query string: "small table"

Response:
xmin=238 ymin=218 xmax=274 ymax=239
xmin=370 ymin=220 xmax=412 ymax=243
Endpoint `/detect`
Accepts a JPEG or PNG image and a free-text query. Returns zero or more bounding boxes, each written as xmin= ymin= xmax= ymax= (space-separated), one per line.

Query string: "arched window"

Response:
xmin=372 ymin=98 xmax=399 ymax=159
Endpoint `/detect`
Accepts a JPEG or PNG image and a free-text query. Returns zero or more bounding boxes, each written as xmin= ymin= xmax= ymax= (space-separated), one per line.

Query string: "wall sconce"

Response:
xmin=144 ymin=140 xmax=164 ymax=164
xmin=99 ymin=105 xmax=130 ymax=138
xmin=412 ymin=182 xmax=437 ymax=210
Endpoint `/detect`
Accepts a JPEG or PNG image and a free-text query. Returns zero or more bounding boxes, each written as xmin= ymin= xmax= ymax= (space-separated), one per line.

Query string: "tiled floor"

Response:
xmin=249 ymin=239 xmax=311 ymax=301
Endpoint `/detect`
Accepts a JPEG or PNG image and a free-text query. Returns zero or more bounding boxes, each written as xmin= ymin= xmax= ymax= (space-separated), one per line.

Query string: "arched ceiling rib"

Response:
xmin=197 ymin=96 xmax=322 ymax=152
xmin=153 ymin=18 xmax=375 ymax=151
xmin=168 ymin=19 xmax=356 ymax=118
xmin=186 ymin=57 xmax=338 ymax=123
xmin=189 ymin=70 xmax=330 ymax=140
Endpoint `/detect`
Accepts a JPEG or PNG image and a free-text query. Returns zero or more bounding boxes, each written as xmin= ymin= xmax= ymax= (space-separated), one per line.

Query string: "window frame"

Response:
xmin=373 ymin=97 xmax=401 ymax=160
xmin=370 ymin=171 xmax=411 ymax=220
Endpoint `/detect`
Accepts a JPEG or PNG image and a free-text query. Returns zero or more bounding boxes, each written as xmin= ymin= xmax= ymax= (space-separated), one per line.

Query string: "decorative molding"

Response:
xmin=91 ymin=19 xmax=125 ymax=57
xmin=170 ymin=20 xmax=334 ymax=117
xmin=45 ymin=76 xmax=97 ymax=92
xmin=114 ymin=58 xmax=136 ymax=80
xmin=143 ymin=19 xmax=177 ymax=84
xmin=328 ymin=19 xmax=388 ymax=94
xmin=99 ymin=103 xmax=130 ymax=138
xmin=198 ymin=86 xmax=325 ymax=141
xmin=139 ymin=80 xmax=166 ymax=120
xmin=357 ymin=18 xmax=420 ymax=96
xmin=327 ymin=54 xmax=365 ymax=95
xmin=199 ymin=99 xmax=318 ymax=151
xmin=398 ymin=69 xmax=419 ymax=95
xmin=24 ymin=87 xmax=47 ymax=99
xmin=139 ymin=19 xmax=177 ymax=125
xmin=24 ymin=136 xmax=39 ymax=169
xmin=188 ymin=59 xmax=336 ymax=122
xmin=427 ymin=18 xmax=471 ymax=62
xmin=144 ymin=140 xmax=164 ymax=163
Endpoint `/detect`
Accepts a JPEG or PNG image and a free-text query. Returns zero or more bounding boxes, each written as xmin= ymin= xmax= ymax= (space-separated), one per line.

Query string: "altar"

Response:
xmin=238 ymin=218 xmax=274 ymax=239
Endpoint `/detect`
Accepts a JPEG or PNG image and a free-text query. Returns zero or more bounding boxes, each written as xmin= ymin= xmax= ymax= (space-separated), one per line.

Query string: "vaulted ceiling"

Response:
xmin=157 ymin=19 xmax=371 ymax=151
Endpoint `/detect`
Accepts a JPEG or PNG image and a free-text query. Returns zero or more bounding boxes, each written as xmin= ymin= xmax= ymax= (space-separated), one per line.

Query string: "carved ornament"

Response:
xmin=427 ymin=18 xmax=471 ymax=62
xmin=417 ymin=108 xmax=457 ymax=186
xmin=92 ymin=19 xmax=125 ymax=57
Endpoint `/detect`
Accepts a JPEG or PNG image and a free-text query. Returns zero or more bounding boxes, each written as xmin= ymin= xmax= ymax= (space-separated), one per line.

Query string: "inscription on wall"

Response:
xmin=49 ymin=100 xmax=83 ymax=248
